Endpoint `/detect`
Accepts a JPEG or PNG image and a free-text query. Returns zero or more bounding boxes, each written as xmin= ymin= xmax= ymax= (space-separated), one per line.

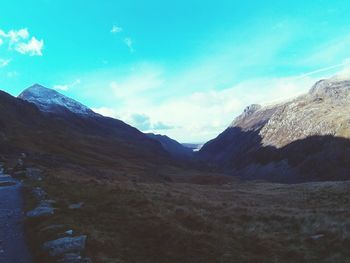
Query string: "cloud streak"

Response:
xmin=53 ymin=79 xmax=81 ymax=91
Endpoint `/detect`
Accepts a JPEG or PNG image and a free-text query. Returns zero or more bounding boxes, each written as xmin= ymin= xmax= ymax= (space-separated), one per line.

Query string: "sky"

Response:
xmin=1 ymin=0 xmax=350 ymax=142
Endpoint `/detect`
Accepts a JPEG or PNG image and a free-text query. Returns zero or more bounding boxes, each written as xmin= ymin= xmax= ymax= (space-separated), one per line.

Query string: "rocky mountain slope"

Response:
xmin=199 ymin=77 xmax=350 ymax=181
xmin=1 ymin=87 xmax=172 ymax=179
xmin=18 ymin=84 xmax=97 ymax=117
xmin=146 ymin=133 xmax=194 ymax=160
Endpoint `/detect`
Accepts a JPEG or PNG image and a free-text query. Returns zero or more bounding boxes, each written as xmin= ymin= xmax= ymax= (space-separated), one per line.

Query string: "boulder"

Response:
xmin=26 ymin=206 xmax=54 ymax=218
xmin=42 ymin=235 xmax=87 ymax=257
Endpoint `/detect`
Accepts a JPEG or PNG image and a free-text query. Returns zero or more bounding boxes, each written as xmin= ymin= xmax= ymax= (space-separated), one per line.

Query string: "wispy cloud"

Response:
xmin=110 ymin=24 xmax=134 ymax=53
xmin=123 ymin=37 xmax=134 ymax=53
xmin=53 ymin=79 xmax=81 ymax=92
xmin=111 ymin=25 xmax=123 ymax=34
xmin=296 ymin=59 xmax=350 ymax=79
xmin=0 ymin=58 xmax=11 ymax=68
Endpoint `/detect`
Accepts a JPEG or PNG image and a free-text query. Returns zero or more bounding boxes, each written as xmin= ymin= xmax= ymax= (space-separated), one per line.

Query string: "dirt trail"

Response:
xmin=0 ymin=166 xmax=32 ymax=263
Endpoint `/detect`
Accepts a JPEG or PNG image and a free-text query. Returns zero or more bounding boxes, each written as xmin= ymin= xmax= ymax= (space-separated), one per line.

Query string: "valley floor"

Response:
xmin=22 ymin=164 xmax=350 ymax=263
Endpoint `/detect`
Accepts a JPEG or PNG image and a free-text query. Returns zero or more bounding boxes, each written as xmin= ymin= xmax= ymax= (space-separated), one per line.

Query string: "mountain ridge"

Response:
xmin=199 ymin=77 xmax=350 ymax=181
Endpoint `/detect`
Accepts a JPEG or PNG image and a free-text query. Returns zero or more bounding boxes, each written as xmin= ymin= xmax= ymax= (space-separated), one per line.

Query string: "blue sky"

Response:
xmin=1 ymin=0 xmax=350 ymax=142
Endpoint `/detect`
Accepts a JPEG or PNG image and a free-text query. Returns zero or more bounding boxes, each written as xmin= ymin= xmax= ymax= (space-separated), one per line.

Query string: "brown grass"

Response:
xmin=23 ymin=164 xmax=350 ymax=263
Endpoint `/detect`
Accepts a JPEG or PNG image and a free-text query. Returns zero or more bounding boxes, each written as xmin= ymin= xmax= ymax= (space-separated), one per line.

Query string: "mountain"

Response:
xmin=18 ymin=84 xmax=97 ymax=116
xmin=182 ymin=143 xmax=204 ymax=152
xmin=1 ymin=85 xmax=173 ymax=178
xmin=146 ymin=133 xmax=193 ymax=159
xmin=199 ymin=77 xmax=350 ymax=182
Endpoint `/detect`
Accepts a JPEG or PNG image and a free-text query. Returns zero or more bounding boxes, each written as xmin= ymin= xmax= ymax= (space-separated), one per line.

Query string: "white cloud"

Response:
xmin=147 ymin=76 xmax=316 ymax=142
xmin=0 ymin=28 xmax=44 ymax=57
xmin=92 ymin=107 xmax=118 ymax=118
xmin=53 ymin=79 xmax=81 ymax=92
xmin=80 ymin=60 xmax=321 ymax=142
xmin=53 ymin=84 xmax=69 ymax=91
xmin=0 ymin=59 xmax=11 ymax=68
xmin=6 ymin=71 xmax=18 ymax=78
xmin=15 ymin=37 xmax=44 ymax=56
xmin=302 ymin=35 xmax=350 ymax=67
xmin=123 ymin=37 xmax=134 ymax=52
xmin=111 ymin=25 xmax=123 ymax=34
xmin=7 ymin=28 xmax=29 ymax=44
xmin=78 ymin=21 xmax=350 ymax=142
xmin=110 ymin=65 xmax=163 ymax=98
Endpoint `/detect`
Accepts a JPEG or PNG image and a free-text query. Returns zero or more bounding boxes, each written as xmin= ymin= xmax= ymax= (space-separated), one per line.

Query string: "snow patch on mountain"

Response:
xmin=18 ymin=84 xmax=97 ymax=116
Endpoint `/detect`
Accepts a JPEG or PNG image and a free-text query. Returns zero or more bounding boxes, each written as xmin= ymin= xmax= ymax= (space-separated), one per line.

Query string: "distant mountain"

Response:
xmin=146 ymin=133 xmax=193 ymax=159
xmin=18 ymin=84 xmax=97 ymax=116
xmin=0 ymin=85 xmax=173 ymax=178
xmin=199 ymin=77 xmax=350 ymax=182
xmin=182 ymin=143 xmax=204 ymax=152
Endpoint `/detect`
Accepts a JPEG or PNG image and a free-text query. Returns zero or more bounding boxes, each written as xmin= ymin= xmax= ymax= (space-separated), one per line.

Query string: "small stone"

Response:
xmin=65 ymin=230 xmax=74 ymax=235
xmin=57 ymin=252 xmax=82 ymax=263
xmin=32 ymin=187 xmax=47 ymax=201
xmin=310 ymin=234 xmax=325 ymax=240
xmin=25 ymin=168 xmax=44 ymax=181
xmin=68 ymin=202 xmax=85 ymax=210
xmin=17 ymin=158 xmax=24 ymax=167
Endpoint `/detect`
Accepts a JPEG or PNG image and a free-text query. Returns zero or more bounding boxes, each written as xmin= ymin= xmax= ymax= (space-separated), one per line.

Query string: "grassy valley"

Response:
xmin=20 ymin=158 xmax=350 ymax=262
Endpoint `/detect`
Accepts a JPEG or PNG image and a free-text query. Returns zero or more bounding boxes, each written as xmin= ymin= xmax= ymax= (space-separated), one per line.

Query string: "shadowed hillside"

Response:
xmin=0 ymin=89 xmax=173 ymax=179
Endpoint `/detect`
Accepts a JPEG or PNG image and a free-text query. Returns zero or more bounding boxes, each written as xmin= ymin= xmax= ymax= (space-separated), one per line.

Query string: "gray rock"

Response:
xmin=57 ymin=253 xmax=82 ymax=263
xmin=13 ymin=170 xmax=26 ymax=178
xmin=25 ymin=168 xmax=44 ymax=181
xmin=65 ymin=230 xmax=74 ymax=235
xmin=38 ymin=200 xmax=55 ymax=208
xmin=17 ymin=158 xmax=24 ymax=168
xmin=26 ymin=206 xmax=54 ymax=218
xmin=32 ymin=187 xmax=47 ymax=201
xmin=68 ymin=202 xmax=84 ymax=210
xmin=57 ymin=253 xmax=91 ymax=263
xmin=40 ymin=224 xmax=65 ymax=233
xmin=42 ymin=235 xmax=87 ymax=257
xmin=310 ymin=234 xmax=325 ymax=240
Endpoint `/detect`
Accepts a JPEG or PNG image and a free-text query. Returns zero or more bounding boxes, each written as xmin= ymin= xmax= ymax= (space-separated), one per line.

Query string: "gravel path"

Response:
xmin=0 ymin=167 xmax=32 ymax=263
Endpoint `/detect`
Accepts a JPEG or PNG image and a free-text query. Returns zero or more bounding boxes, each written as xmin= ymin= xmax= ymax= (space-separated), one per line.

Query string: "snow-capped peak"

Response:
xmin=18 ymin=84 xmax=96 ymax=116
